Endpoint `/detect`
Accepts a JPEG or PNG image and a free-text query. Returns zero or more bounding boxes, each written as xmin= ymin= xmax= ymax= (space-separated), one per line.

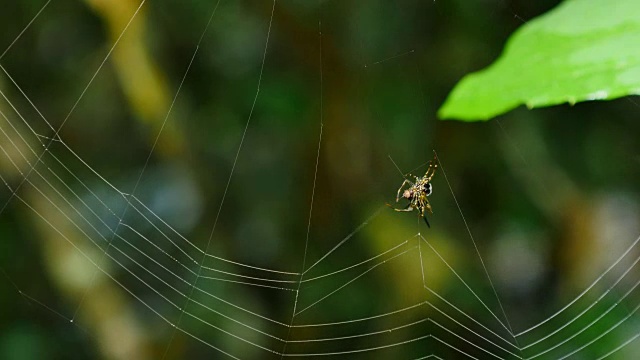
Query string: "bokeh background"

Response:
xmin=1 ymin=0 xmax=640 ymax=359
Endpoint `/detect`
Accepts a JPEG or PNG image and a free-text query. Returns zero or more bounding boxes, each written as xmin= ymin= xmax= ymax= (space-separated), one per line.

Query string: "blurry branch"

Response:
xmin=261 ymin=3 xmax=379 ymax=200
xmin=257 ymin=3 xmax=344 ymax=222
xmin=263 ymin=3 xmax=344 ymax=82
xmin=28 ymin=186 xmax=152 ymax=360
xmin=497 ymin=118 xmax=604 ymax=297
xmin=0 ymin=108 xmax=36 ymax=181
xmin=498 ymin=118 xmax=579 ymax=219
xmin=85 ymin=0 xmax=185 ymax=157
xmin=28 ymin=1 xmax=184 ymax=359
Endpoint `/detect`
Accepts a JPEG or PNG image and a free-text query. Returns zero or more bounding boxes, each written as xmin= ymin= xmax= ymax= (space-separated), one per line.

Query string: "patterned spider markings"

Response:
xmin=387 ymin=155 xmax=438 ymax=227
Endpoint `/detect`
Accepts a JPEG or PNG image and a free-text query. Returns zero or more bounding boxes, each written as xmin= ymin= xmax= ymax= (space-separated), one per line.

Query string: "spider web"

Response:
xmin=1 ymin=1 xmax=640 ymax=359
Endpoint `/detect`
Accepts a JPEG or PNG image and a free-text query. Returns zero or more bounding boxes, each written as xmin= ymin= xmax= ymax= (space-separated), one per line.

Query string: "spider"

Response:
xmin=387 ymin=155 xmax=438 ymax=227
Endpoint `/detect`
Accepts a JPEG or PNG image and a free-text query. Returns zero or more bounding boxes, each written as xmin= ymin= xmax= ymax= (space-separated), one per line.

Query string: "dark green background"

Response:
xmin=1 ymin=0 xmax=639 ymax=359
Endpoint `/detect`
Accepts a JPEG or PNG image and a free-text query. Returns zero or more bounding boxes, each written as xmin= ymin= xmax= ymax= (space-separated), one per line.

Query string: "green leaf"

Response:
xmin=438 ymin=0 xmax=640 ymax=121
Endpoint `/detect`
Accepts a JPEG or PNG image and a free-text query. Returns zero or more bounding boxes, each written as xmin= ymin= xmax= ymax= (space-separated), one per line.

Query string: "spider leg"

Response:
xmin=423 ymin=196 xmax=433 ymax=214
xmin=386 ymin=203 xmax=414 ymax=212
xmin=424 ymin=162 xmax=438 ymax=182
xmin=420 ymin=154 xmax=437 ymax=181
xmin=395 ymin=179 xmax=413 ymax=202
xmin=415 ymin=198 xmax=431 ymax=227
